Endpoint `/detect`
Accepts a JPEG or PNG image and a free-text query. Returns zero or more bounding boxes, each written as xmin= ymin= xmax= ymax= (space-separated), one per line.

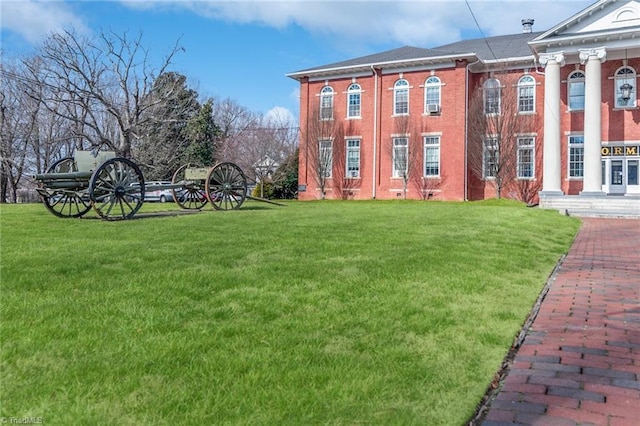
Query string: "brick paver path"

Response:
xmin=482 ymin=218 xmax=640 ymax=426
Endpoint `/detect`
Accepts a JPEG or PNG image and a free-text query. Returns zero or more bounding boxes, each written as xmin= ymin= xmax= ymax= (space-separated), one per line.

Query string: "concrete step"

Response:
xmin=539 ymin=195 xmax=640 ymax=218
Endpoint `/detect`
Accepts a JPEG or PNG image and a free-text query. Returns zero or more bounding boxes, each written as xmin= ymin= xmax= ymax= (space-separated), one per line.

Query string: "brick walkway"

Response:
xmin=482 ymin=218 xmax=640 ymax=426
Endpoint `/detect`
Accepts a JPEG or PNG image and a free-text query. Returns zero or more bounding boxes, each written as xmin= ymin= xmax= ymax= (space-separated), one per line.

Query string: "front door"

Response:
xmin=609 ymin=160 xmax=625 ymax=194
xmin=627 ymin=159 xmax=639 ymax=195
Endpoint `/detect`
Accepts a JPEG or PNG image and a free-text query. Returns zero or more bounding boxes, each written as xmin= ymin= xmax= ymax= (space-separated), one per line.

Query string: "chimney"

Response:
xmin=522 ymin=19 xmax=534 ymax=33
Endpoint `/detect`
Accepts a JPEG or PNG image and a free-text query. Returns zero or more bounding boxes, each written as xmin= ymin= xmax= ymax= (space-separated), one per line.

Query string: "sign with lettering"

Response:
xmin=601 ymin=146 xmax=640 ymax=157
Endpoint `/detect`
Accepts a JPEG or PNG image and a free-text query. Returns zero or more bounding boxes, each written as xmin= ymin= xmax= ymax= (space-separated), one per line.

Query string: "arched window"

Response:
xmin=320 ymin=86 xmax=334 ymax=120
xmin=424 ymin=76 xmax=441 ymax=114
xmin=615 ymin=66 xmax=636 ymax=108
xmin=517 ymin=75 xmax=535 ymax=113
xmin=484 ymin=78 xmax=501 ymax=115
xmin=347 ymin=83 xmax=362 ymax=118
xmin=568 ymin=71 xmax=585 ymax=111
xmin=394 ymin=79 xmax=409 ymax=115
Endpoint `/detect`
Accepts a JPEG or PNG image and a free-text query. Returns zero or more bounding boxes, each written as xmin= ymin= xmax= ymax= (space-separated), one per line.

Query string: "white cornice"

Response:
xmin=286 ymin=54 xmax=475 ymax=81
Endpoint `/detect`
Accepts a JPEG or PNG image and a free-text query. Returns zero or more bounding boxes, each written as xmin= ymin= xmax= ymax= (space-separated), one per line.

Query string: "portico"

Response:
xmin=530 ymin=0 xmax=640 ymax=204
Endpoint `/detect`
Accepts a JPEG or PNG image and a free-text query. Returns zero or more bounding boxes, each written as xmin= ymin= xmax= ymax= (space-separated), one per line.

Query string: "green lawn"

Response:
xmin=0 ymin=200 xmax=580 ymax=425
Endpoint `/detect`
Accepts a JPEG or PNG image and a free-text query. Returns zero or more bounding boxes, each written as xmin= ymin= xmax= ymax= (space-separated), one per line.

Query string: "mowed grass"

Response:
xmin=0 ymin=200 xmax=580 ymax=425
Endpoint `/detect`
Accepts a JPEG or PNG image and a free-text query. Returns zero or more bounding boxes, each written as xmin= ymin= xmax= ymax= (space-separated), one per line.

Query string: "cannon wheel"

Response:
xmin=41 ymin=157 xmax=92 ymax=218
xmin=89 ymin=158 xmax=145 ymax=220
xmin=171 ymin=163 xmax=208 ymax=210
xmin=205 ymin=162 xmax=247 ymax=210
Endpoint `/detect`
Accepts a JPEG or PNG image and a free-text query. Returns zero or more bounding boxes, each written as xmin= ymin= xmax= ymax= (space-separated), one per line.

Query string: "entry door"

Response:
xmin=609 ymin=160 xmax=625 ymax=194
xmin=628 ymin=160 xmax=639 ymax=194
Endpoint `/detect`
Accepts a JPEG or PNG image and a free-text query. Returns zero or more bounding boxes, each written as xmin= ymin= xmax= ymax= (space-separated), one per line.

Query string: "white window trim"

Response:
xmin=612 ymin=66 xmax=637 ymax=109
xmin=346 ymin=83 xmax=362 ymax=119
xmin=423 ymin=135 xmax=441 ymax=178
xmin=568 ymin=135 xmax=585 ymax=180
xmin=392 ymin=137 xmax=409 ymax=178
xmin=567 ymin=71 xmax=585 ymax=112
xmin=517 ymin=75 xmax=536 ymax=114
xmin=517 ymin=136 xmax=535 ymax=180
xmin=319 ymin=86 xmax=334 ymax=121
xmin=484 ymin=78 xmax=501 ymax=116
xmin=424 ymin=76 xmax=442 ymax=115
xmin=393 ymin=79 xmax=410 ymax=116
xmin=319 ymin=139 xmax=333 ymax=178
xmin=345 ymin=138 xmax=361 ymax=179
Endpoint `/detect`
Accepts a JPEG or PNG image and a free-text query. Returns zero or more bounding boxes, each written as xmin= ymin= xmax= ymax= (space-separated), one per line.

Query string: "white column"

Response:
xmin=579 ymin=47 xmax=606 ymax=196
xmin=539 ymin=52 xmax=564 ymax=196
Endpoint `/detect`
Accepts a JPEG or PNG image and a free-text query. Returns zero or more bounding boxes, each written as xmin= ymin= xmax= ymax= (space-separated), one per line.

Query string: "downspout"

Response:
xmin=371 ymin=66 xmax=378 ymax=199
xmin=465 ymin=58 xmax=482 ymax=201
xmin=304 ymin=77 xmax=310 ymax=185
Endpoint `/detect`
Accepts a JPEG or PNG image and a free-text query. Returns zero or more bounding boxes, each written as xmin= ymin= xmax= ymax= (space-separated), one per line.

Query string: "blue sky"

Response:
xmin=1 ymin=0 xmax=594 ymax=122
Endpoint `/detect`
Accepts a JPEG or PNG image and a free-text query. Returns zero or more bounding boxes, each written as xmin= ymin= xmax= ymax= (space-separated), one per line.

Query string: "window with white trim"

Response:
xmin=484 ymin=78 xmax=501 ymax=115
xmin=393 ymin=137 xmax=408 ymax=177
xmin=517 ymin=75 xmax=535 ymax=113
xmin=423 ymin=136 xmax=440 ymax=177
xmin=394 ymin=79 xmax=409 ymax=115
xmin=568 ymin=71 xmax=585 ymax=111
xmin=346 ymin=139 xmax=360 ymax=178
xmin=483 ymin=137 xmax=499 ymax=178
xmin=517 ymin=137 xmax=535 ymax=179
xmin=568 ymin=135 xmax=584 ymax=178
xmin=320 ymin=86 xmax=334 ymax=120
xmin=319 ymin=139 xmax=333 ymax=178
xmin=347 ymin=83 xmax=361 ymax=118
xmin=424 ymin=76 xmax=441 ymax=113
xmin=614 ymin=66 xmax=637 ymax=108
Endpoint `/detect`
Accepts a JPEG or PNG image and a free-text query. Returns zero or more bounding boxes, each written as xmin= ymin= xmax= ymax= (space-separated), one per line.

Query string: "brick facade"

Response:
xmin=289 ymin=0 xmax=640 ymax=202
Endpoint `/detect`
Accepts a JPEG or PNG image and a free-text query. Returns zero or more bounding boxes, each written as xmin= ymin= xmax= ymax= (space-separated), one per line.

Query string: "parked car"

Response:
xmin=143 ymin=181 xmax=174 ymax=203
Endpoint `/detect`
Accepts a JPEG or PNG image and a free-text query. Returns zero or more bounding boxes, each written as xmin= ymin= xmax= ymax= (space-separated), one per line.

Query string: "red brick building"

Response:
xmin=287 ymin=0 xmax=640 ymax=209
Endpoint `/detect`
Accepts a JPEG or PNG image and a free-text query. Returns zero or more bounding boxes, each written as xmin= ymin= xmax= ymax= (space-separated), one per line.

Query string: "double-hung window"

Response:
xmin=320 ymin=86 xmax=334 ymax=120
xmin=423 ymin=136 xmax=440 ymax=177
xmin=517 ymin=137 xmax=535 ymax=179
xmin=483 ymin=137 xmax=499 ymax=178
xmin=393 ymin=137 xmax=408 ymax=178
xmin=424 ymin=76 xmax=441 ymax=113
xmin=568 ymin=135 xmax=584 ymax=178
xmin=394 ymin=79 xmax=409 ymax=115
xmin=347 ymin=83 xmax=362 ymax=118
xmin=517 ymin=75 xmax=535 ymax=113
xmin=484 ymin=78 xmax=501 ymax=115
xmin=319 ymin=139 xmax=333 ymax=178
xmin=568 ymin=71 xmax=585 ymax=111
xmin=615 ymin=66 xmax=637 ymax=108
xmin=346 ymin=139 xmax=360 ymax=178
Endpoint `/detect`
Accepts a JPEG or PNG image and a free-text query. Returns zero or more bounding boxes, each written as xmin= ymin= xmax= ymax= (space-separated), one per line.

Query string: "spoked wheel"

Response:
xmin=205 ymin=162 xmax=247 ymax=211
xmin=89 ymin=158 xmax=145 ymax=220
xmin=171 ymin=163 xmax=208 ymax=210
xmin=41 ymin=157 xmax=92 ymax=218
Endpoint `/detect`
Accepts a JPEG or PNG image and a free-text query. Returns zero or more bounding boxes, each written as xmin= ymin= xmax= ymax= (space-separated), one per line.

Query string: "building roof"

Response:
xmin=287 ymin=31 xmax=542 ymax=81
xmin=434 ymin=31 xmax=543 ymax=62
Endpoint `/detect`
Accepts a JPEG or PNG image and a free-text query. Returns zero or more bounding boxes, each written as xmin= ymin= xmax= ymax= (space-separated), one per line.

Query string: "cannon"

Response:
xmin=33 ymin=151 xmax=253 ymax=220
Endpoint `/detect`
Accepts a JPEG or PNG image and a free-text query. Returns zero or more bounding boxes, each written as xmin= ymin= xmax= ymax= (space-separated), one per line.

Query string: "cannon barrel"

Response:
xmin=33 ymin=171 xmax=93 ymax=182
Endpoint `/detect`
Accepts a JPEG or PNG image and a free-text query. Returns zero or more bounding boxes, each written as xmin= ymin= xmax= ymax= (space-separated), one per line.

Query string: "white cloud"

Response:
xmin=0 ymin=0 xmax=89 ymax=44
xmin=1 ymin=1 xmax=595 ymax=49
xmin=120 ymin=0 xmax=594 ymax=47
xmin=264 ymin=105 xmax=296 ymax=125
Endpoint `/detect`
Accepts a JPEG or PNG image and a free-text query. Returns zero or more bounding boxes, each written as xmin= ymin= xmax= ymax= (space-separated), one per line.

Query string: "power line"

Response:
xmin=464 ymin=0 xmax=499 ymax=63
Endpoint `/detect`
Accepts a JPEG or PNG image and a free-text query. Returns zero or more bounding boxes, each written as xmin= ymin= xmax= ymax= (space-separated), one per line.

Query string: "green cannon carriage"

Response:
xmin=33 ymin=151 xmax=249 ymax=220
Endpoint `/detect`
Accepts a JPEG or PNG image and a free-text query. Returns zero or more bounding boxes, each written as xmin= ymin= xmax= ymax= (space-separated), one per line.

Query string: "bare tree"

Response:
xmin=0 ymin=58 xmax=76 ymax=202
xmin=467 ymin=74 xmax=540 ymax=199
xmin=212 ymin=97 xmax=260 ymax=167
xmin=21 ymin=28 xmax=184 ymax=158
xmin=301 ymin=104 xmax=343 ymax=199
xmin=391 ymin=114 xmax=421 ymax=199
xmin=331 ymin=119 xmax=361 ymax=200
